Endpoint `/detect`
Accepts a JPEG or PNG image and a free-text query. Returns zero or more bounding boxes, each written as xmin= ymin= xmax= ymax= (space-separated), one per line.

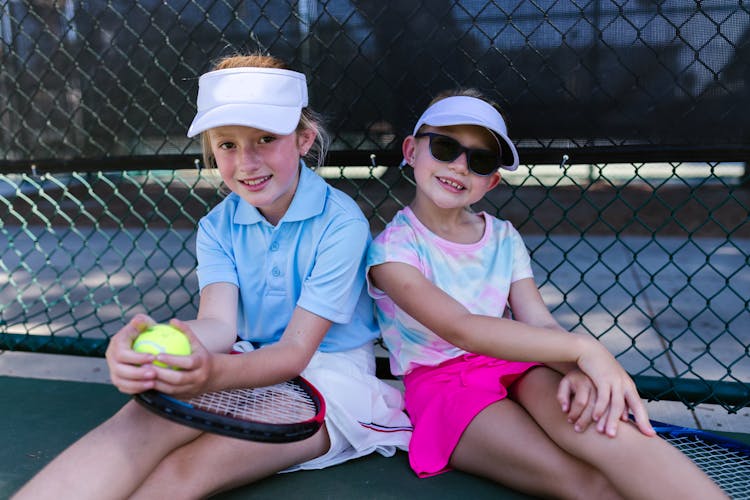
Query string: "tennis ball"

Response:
xmin=132 ymin=324 xmax=191 ymax=368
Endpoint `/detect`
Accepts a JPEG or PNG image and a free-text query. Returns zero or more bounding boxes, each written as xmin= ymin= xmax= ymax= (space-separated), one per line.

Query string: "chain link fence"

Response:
xmin=1 ymin=1 xmax=749 ymax=410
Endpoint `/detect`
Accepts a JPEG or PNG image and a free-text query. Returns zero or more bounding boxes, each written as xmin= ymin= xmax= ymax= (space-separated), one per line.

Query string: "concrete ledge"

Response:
xmin=3 ymin=350 xmax=750 ymax=433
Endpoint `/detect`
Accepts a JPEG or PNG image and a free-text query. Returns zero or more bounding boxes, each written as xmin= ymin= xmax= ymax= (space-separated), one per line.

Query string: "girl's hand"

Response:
xmin=144 ymin=318 xmax=214 ymax=399
xmin=576 ymin=338 xmax=655 ymax=438
xmin=105 ymin=314 xmax=160 ymax=394
xmin=557 ymin=368 xmax=597 ymax=433
xmin=105 ymin=316 xmax=213 ymax=397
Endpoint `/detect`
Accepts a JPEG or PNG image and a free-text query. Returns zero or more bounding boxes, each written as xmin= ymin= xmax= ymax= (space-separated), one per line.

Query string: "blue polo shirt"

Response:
xmin=195 ymin=164 xmax=379 ymax=352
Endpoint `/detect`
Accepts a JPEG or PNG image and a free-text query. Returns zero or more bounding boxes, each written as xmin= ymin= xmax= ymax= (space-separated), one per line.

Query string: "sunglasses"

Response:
xmin=414 ymin=132 xmax=501 ymax=176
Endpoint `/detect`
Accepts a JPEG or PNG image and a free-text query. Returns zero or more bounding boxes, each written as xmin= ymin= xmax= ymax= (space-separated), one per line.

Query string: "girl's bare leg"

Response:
xmin=450 ymin=397 xmax=621 ymax=499
xmin=130 ymin=424 xmax=331 ymax=499
xmin=12 ymin=400 xmax=202 ymax=500
xmin=513 ymin=367 xmax=727 ymax=500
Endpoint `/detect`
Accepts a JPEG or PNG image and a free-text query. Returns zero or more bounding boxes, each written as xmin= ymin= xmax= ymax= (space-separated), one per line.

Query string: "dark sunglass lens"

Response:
xmin=470 ymin=150 xmax=499 ymax=175
xmin=429 ymin=135 xmax=461 ymax=162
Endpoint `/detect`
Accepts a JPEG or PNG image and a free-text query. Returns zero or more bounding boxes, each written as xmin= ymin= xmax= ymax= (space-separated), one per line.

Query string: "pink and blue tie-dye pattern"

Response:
xmin=366 ymin=206 xmax=534 ymax=376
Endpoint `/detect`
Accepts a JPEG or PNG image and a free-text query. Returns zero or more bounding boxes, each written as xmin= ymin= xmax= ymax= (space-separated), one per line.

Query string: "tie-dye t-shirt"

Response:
xmin=366 ymin=206 xmax=534 ymax=376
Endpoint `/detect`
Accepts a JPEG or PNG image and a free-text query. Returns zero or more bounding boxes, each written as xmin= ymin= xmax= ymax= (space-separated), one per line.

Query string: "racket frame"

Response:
xmin=133 ymin=376 xmax=326 ymax=443
xmin=651 ymin=419 xmax=750 ymax=497
xmin=652 ymin=420 xmax=750 ymax=457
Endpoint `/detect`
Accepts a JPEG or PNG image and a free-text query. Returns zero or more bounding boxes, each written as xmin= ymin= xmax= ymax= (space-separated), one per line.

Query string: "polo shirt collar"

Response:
xmin=233 ymin=161 xmax=327 ymax=225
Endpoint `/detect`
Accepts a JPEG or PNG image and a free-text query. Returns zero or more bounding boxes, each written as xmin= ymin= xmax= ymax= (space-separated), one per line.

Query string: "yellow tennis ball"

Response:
xmin=132 ymin=324 xmax=191 ymax=368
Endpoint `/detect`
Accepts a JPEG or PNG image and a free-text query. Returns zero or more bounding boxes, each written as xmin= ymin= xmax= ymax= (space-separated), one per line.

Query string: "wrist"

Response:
xmin=202 ymin=351 xmax=224 ymax=393
xmin=572 ymin=334 xmax=600 ymax=363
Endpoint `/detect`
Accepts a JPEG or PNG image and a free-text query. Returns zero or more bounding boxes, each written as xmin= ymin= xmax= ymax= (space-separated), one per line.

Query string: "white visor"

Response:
xmin=187 ymin=67 xmax=308 ymax=137
xmin=412 ymin=95 xmax=519 ymax=171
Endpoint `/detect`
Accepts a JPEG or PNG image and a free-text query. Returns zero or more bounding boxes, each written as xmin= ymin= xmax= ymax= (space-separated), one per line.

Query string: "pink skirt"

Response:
xmin=403 ymin=353 xmax=540 ymax=478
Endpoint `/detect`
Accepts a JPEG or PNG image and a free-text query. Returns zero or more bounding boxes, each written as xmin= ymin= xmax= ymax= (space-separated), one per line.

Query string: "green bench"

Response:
xmin=0 ymin=375 xmax=528 ymax=499
xmin=4 ymin=375 xmax=749 ymax=499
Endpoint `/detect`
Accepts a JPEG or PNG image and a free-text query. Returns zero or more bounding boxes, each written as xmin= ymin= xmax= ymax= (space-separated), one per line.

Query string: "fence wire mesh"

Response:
xmin=1 ymin=1 xmax=749 ymax=410
xmin=1 ymin=165 xmax=748 ymax=410
xmin=2 ymin=0 xmax=750 ymax=161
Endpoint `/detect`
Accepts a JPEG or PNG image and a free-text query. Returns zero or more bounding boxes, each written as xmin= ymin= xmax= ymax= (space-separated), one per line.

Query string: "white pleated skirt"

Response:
xmin=282 ymin=342 xmax=412 ymax=472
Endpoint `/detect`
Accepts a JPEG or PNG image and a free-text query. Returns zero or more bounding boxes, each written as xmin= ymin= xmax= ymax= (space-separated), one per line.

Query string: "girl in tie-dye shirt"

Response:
xmin=366 ymin=89 xmax=725 ymax=498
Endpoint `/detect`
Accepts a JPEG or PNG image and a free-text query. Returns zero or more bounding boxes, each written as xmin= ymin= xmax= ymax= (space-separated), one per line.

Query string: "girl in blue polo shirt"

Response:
xmin=14 ymin=53 xmax=411 ymax=499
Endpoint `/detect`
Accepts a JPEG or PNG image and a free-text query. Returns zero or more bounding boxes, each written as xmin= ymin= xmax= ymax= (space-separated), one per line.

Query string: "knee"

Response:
xmin=137 ymin=456 xmax=207 ymax=500
xmin=554 ymin=465 xmax=621 ymax=500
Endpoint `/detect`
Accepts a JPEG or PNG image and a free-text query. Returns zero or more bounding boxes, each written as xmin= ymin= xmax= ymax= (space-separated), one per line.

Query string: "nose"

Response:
xmin=238 ymin=146 xmax=262 ymax=169
xmin=449 ymin=150 xmax=470 ymax=174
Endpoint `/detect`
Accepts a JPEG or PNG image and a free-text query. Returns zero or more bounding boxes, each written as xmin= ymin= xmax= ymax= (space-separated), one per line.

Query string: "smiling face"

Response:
xmin=405 ymin=124 xmax=502 ymax=213
xmin=207 ymin=125 xmax=315 ymax=225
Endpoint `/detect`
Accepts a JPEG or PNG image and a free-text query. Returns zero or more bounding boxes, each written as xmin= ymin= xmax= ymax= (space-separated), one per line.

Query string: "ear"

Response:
xmin=402 ymin=135 xmax=417 ymax=165
xmin=486 ymin=171 xmax=502 ymax=191
xmin=296 ymin=127 xmax=317 ymax=155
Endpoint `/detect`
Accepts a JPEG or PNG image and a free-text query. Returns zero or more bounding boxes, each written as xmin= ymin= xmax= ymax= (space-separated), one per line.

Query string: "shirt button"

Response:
xmin=271 ymin=267 xmax=281 ymax=277
xmin=270 ymin=242 xmax=279 ymax=251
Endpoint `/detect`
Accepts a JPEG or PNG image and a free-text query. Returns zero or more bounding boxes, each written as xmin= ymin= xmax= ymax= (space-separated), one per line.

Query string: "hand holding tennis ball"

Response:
xmin=132 ymin=324 xmax=191 ymax=369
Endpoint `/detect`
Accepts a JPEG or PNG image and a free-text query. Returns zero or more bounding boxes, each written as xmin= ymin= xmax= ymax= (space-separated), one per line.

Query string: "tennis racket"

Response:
xmin=653 ymin=420 xmax=750 ymax=498
xmin=133 ymin=376 xmax=326 ymax=443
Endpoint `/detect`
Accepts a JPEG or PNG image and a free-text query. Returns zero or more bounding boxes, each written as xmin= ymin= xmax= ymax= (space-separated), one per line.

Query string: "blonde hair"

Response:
xmin=199 ymin=53 xmax=330 ymax=169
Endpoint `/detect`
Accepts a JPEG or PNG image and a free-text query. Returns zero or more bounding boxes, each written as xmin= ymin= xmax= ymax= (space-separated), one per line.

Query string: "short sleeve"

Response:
xmin=195 ymin=215 xmax=239 ymax=290
xmin=296 ymin=217 xmax=371 ymax=324
xmin=366 ymin=221 xmax=422 ymax=299
xmin=508 ymin=224 xmax=534 ymax=283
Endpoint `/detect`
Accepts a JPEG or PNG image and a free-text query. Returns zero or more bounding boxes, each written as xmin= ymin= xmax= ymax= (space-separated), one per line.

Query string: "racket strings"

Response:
xmin=664 ymin=435 xmax=750 ymax=497
xmin=188 ymin=382 xmax=318 ymax=424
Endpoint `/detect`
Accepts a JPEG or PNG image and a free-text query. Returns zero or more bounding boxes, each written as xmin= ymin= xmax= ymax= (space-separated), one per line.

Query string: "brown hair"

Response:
xmin=199 ymin=53 xmax=330 ymax=169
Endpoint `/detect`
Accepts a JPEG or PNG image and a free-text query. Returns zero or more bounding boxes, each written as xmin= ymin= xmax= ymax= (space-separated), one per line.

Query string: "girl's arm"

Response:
xmin=372 ymin=262 xmax=597 ymax=362
xmin=506 ymin=278 xmax=597 ymax=430
xmin=509 ymin=278 xmax=655 ymax=436
xmin=107 ymin=282 xmax=330 ymax=398
xmin=506 ymin=278 xmax=576 ymax=371
xmin=105 ymin=282 xmax=239 ymax=395
xmin=370 ymin=262 xmax=653 ymax=437
xmin=201 ymin=305 xmax=331 ymax=393
xmin=144 ymin=283 xmax=331 ymax=397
